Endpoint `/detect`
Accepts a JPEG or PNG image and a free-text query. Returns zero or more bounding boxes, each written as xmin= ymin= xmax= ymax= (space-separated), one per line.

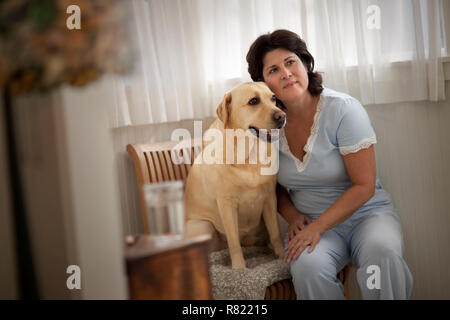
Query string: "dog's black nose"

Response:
xmin=273 ymin=111 xmax=286 ymax=126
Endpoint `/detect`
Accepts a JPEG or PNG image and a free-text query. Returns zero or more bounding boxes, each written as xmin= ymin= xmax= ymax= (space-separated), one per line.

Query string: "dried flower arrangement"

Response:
xmin=0 ymin=0 xmax=133 ymax=94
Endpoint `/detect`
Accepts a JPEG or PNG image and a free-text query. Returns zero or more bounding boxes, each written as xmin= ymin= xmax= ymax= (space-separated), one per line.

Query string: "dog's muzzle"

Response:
xmin=248 ymin=126 xmax=281 ymax=142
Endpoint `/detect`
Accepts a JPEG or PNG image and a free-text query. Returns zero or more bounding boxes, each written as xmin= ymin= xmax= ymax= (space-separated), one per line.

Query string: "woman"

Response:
xmin=246 ymin=29 xmax=413 ymax=300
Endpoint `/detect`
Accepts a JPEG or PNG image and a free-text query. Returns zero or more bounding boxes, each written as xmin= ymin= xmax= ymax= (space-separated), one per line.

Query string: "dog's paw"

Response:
xmin=231 ymin=255 xmax=246 ymax=270
xmin=274 ymin=243 xmax=285 ymax=259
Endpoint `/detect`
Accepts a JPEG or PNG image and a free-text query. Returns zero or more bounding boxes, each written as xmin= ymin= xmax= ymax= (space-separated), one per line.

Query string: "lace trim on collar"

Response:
xmin=280 ymin=96 xmax=324 ymax=173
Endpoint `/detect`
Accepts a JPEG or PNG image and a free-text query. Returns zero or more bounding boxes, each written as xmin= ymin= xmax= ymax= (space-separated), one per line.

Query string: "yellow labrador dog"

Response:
xmin=185 ymin=82 xmax=286 ymax=269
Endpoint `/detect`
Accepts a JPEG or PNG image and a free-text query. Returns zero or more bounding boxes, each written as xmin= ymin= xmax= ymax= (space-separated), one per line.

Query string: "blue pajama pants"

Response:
xmin=288 ymin=210 xmax=413 ymax=300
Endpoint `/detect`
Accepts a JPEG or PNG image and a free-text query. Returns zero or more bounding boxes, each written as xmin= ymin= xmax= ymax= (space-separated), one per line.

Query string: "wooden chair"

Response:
xmin=126 ymin=139 xmax=350 ymax=299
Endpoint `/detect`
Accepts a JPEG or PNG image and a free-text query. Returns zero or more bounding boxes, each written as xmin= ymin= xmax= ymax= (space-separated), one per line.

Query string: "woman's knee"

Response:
xmin=290 ymin=249 xmax=336 ymax=280
xmin=358 ymin=240 xmax=403 ymax=266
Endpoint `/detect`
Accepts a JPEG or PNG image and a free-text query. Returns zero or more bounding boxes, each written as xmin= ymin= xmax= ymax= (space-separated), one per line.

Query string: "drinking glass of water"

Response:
xmin=143 ymin=180 xmax=185 ymax=247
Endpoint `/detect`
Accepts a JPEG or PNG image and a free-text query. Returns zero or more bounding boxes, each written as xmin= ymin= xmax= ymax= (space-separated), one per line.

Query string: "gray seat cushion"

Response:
xmin=208 ymin=246 xmax=291 ymax=300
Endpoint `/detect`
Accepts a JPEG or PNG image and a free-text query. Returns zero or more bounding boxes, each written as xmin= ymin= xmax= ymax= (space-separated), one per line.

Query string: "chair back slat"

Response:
xmin=142 ymin=152 xmax=155 ymax=183
xmin=172 ymin=160 xmax=182 ymax=180
xmin=156 ymin=151 xmax=169 ymax=182
xmin=151 ymin=151 xmax=164 ymax=182
xmin=163 ymin=150 xmax=176 ymax=181
xmin=179 ymin=160 xmax=188 ymax=181
xmin=126 ymin=138 xmax=202 ymax=233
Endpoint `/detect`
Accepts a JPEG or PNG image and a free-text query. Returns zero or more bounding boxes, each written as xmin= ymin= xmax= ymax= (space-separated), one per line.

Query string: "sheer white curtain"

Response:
xmin=310 ymin=0 xmax=446 ymax=104
xmin=110 ymin=0 xmax=448 ymax=127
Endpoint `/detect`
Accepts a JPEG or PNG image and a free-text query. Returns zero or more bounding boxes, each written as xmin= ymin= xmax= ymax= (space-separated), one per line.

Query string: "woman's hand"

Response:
xmin=285 ymin=222 xmax=323 ymax=263
xmin=287 ymin=213 xmax=313 ymax=241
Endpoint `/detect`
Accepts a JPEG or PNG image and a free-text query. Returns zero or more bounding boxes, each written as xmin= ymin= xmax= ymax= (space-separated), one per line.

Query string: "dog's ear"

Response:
xmin=216 ymin=91 xmax=232 ymax=127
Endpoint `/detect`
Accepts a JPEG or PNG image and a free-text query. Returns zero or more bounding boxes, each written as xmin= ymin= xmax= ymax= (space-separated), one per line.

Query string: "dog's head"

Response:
xmin=216 ymin=82 xmax=286 ymax=141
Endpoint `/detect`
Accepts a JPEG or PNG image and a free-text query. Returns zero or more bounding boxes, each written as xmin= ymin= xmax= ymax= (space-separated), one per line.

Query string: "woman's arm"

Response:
xmin=277 ymin=183 xmax=313 ymax=240
xmin=285 ymin=145 xmax=376 ymax=262
xmin=276 ymin=183 xmax=301 ymax=224
xmin=312 ymin=145 xmax=376 ymax=233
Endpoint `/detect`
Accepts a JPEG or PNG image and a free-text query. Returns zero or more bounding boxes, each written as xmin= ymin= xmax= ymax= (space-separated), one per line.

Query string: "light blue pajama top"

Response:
xmin=277 ymin=87 xmax=395 ymax=218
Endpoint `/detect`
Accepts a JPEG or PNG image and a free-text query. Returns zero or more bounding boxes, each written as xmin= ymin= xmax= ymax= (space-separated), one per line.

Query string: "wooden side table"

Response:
xmin=125 ymin=234 xmax=212 ymax=300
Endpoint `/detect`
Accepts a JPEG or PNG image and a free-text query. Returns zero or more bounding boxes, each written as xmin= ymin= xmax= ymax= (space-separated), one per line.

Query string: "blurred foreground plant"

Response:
xmin=0 ymin=0 xmax=133 ymax=94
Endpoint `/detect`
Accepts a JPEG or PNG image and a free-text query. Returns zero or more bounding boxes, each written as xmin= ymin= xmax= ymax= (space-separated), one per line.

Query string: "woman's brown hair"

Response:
xmin=246 ymin=29 xmax=323 ymax=96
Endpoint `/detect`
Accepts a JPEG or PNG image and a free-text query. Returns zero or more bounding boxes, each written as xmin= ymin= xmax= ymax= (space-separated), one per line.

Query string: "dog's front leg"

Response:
xmin=217 ymin=197 xmax=245 ymax=269
xmin=263 ymin=193 xmax=285 ymax=259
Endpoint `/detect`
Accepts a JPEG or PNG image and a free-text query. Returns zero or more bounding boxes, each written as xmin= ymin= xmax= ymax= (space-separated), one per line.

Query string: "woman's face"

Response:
xmin=262 ymin=48 xmax=309 ymax=104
